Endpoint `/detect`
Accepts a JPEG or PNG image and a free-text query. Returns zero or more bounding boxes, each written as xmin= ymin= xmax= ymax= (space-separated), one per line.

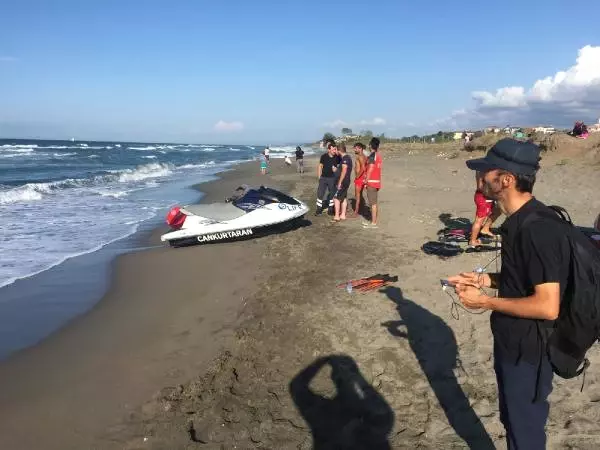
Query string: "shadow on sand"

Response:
xmin=289 ymin=354 xmax=394 ymax=449
xmin=438 ymin=212 xmax=472 ymax=230
xmin=380 ymin=286 xmax=494 ymax=449
xmin=349 ymin=198 xmax=371 ymax=220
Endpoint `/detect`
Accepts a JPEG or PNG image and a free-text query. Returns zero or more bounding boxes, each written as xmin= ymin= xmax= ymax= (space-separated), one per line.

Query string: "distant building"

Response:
xmin=453 ymin=131 xmax=475 ymax=140
xmin=485 ymin=126 xmax=501 ymax=134
xmin=589 ymin=119 xmax=600 ymax=133
xmin=534 ymin=126 xmax=556 ymax=134
xmin=503 ymin=126 xmax=521 ymax=134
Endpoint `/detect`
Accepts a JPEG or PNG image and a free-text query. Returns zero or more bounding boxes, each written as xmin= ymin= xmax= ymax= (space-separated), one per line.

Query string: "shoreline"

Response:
xmin=0 ymin=165 xmax=226 ymax=361
xmin=0 ymin=159 xmax=271 ymax=361
xmin=0 ymin=157 xmax=308 ymax=450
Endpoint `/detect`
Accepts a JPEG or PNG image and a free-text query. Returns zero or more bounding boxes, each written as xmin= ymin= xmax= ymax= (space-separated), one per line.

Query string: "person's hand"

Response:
xmin=447 ymin=272 xmax=491 ymax=289
xmin=455 ymin=284 xmax=491 ymax=310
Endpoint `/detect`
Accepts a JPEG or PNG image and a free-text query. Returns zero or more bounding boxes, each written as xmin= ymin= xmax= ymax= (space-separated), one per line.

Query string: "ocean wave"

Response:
xmin=53 ymin=152 xmax=77 ymax=157
xmin=93 ymin=189 xmax=130 ymax=198
xmin=268 ymin=145 xmax=297 ymax=153
xmin=0 ymin=186 xmax=45 ymax=203
xmin=129 ymin=146 xmax=157 ymax=151
xmin=178 ymin=161 xmax=216 ymax=169
xmin=141 ymin=155 xmax=157 ymax=159
xmin=202 ymin=147 xmax=215 ymax=152
xmin=228 ymin=147 xmax=241 ymax=151
xmin=115 ymin=162 xmax=173 ymax=182
xmin=247 ymin=146 xmax=255 ymax=150
xmin=0 ymin=144 xmax=38 ymax=150
xmin=0 ymin=147 xmax=35 ymax=154
xmin=0 ymin=220 xmax=151 ymax=290
xmin=0 ymin=163 xmax=174 ymax=204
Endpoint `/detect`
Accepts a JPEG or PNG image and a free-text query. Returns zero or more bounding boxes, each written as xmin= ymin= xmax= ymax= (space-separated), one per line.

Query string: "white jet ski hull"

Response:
xmin=160 ymin=187 xmax=308 ymax=247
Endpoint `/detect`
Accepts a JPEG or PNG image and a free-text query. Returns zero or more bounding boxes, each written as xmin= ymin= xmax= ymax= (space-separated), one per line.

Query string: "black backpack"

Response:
xmin=525 ymin=206 xmax=600 ymax=380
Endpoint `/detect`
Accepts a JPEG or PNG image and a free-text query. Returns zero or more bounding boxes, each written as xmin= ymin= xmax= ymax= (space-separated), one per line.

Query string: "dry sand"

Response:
xmin=1 ymin=147 xmax=600 ymax=449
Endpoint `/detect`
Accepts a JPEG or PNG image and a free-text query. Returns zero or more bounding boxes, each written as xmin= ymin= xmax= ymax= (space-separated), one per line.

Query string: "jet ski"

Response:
xmin=161 ymin=185 xmax=309 ymax=247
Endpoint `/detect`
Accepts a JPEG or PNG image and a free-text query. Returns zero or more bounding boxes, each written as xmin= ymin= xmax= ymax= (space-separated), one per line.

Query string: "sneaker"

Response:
xmin=362 ymin=222 xmax=378 ymax=229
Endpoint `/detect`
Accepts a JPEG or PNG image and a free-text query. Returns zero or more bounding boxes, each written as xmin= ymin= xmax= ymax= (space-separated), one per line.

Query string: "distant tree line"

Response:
xmin=321 ymin=129 xmax=482 ymax=145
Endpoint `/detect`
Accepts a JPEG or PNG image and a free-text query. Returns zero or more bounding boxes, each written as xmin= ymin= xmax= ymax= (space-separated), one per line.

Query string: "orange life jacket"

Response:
xmin=366 ymin=152 xmax=382 ymax=188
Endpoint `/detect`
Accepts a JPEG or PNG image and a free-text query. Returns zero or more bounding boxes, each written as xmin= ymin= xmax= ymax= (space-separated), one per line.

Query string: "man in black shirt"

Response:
xmin=448 ymin=138 xmax=569 ymax=450
xmin=315 ymin=141 xmax=341 ymax=215
xmin=295 ymin=146 xmax=304 ymax=174
xmin=332 ymin=143 xmax=353 ymax=221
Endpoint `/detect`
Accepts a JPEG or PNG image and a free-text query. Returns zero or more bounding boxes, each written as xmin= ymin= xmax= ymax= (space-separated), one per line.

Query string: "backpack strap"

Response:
xmin=547 ymin=205 xmax=572 ymax=224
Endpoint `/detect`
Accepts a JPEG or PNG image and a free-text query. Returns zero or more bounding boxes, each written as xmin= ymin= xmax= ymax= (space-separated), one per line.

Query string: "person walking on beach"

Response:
xmin=352 ymin=142 xmax=367 ymax=216
xmin=363 ymin=137 xmax=382 ymax=228
xmin=315 ymin=141 xmax=340 ymax=216
xmin=447 ymin=138 xmax=572 ymax=449
xmin=295 ymin=145 xmax=305 ymax=174
xmin=332 ymin=143 xmax=352 ymax=222
xmin=264 ymin=146 xmax=270 ymax=161
xmin=260 ymin=151 xmax=268 ymax=175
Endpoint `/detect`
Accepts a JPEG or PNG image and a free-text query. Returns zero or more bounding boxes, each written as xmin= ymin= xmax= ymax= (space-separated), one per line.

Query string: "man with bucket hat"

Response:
xmin=447 ymin=138 xmax=570 ymax=449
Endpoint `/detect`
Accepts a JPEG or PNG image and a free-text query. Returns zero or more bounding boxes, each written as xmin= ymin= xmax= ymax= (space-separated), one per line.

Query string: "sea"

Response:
xmin=0 ymin=138 xmax=314 ymax=359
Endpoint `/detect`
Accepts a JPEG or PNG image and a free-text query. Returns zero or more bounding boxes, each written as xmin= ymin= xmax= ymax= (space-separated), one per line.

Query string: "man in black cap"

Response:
xmin=447 ymin=138 xmax=571 ymax=449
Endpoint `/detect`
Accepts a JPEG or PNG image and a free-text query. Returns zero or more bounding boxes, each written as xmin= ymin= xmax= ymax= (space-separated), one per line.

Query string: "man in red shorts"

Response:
xmin=470 ymin=171 xmax=501 ymax=247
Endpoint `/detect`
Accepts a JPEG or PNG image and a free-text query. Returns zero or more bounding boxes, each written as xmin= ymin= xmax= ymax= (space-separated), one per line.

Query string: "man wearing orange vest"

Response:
xmin=363 ymin=137 xmax=382 ymax=229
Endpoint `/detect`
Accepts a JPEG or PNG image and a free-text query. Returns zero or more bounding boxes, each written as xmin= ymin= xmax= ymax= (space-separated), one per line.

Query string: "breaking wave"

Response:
xmin=0 ymin=163 xmax=175 ymax=204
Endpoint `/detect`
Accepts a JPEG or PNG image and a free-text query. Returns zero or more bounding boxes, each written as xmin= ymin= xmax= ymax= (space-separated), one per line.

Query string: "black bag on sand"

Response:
xmin=526 ymin=206 xmax=600 ymax=380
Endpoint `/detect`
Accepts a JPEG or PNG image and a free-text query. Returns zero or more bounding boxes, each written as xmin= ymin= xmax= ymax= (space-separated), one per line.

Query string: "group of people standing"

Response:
xmin=315 ymin=137 xmax=382 ymax=228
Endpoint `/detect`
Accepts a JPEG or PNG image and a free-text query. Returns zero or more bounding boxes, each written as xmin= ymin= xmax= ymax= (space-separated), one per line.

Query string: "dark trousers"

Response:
xmin=316 ymin=177 xmax=336 ymax=211
xmin=494 ymin=344 xmax=554 ymax=450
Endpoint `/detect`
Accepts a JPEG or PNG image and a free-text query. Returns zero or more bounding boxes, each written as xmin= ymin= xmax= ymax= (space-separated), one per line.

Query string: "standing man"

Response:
xmin=448 ymin=138 xmax=573 ymax=449
xmin=352 ymin=142 xmax=367 ymax=216
xmin=363 ymin=137 xmax=382 ymax=229
xmin=332 ymin=144 xmax=352 ymax=222
xmin=295 ymin=145 xmax=305 ymax=175
xmin=315 ymin=141 xmax=339 ymax=216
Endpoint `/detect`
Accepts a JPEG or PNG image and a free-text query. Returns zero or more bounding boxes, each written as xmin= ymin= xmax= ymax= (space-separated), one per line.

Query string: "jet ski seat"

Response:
xmin=181 ymin=203 xmax=247 ymax=221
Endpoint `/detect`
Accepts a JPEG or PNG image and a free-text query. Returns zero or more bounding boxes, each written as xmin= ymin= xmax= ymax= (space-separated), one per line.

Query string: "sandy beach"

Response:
xmin=1 ymin=146 xmax=599 ymax=449
xmin=0 ymin=160 xmax=296 ymax=450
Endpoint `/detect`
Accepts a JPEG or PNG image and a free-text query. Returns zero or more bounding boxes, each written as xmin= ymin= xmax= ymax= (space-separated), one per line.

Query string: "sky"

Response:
xmin=1 ymin=0 xmax=599 ymax=144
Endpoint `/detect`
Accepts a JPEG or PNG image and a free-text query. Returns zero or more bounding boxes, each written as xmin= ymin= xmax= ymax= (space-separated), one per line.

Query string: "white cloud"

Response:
xmin=435 ymin=45 xmax=600 ymax=129
xmin=472 ymin=86 xmax=527 ymax=108
xmin=359 ymin=117 xmax=387 ymax=126
xmin=324 ymin=119 xmax=349 ymax=128
xmin=0 ymin=56 xmax=17 ymax=62
xmin=214 ymin=120 xmax=244 ymax=132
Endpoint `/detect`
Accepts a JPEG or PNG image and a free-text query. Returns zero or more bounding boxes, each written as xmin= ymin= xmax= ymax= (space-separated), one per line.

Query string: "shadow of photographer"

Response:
xmin=289 ymin=354 xmax=394 ymax=449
